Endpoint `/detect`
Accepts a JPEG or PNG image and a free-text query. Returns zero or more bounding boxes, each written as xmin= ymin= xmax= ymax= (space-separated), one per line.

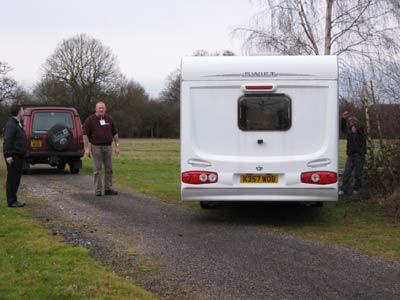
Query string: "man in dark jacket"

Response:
xmin=339 ymin=111 xmax=367 ymax=195
xmin=3 ymin=104 xmax=27 ymax=207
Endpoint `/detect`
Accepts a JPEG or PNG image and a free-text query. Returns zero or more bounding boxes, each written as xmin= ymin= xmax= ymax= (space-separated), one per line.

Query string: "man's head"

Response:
xmin=95 ymin=102 xmax=106 ymax=117
xmin=348 ymin=117 xmax=358 ymax=127
xmin=348 ymin=117 xmax=359 ymax=133
xmin=10 ymin=104 xmax=24 ymax=119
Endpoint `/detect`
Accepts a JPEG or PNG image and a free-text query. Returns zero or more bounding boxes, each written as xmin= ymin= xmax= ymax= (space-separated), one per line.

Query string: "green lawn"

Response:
xmin=0 ymin=168 xmax=155 ymax=300
xmin=275 ymin=201 xmax=400 ymax=260
xmin=83 ymin=139 xmax=181 ymax=204
xmin=82 ymin=138 xmax=400 ymax=260
xmin=0 ymin=138 xmax=156 ymax=299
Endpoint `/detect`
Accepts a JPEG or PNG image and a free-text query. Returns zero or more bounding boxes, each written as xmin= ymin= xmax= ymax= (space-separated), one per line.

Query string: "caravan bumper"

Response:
xmin=182 ymin=187 xmax=338 ymax=202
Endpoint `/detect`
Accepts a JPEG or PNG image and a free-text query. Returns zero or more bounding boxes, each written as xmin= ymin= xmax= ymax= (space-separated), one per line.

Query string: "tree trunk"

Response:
xmin=324 ymin=0 xmax=334 ymax=55
xmin=362 ymin=81 xmax=373 ymax=157
xmin=369 ymin=81 xmax=384 ymax=149
xmin=370 ymin=80 xmax=395 ymax=185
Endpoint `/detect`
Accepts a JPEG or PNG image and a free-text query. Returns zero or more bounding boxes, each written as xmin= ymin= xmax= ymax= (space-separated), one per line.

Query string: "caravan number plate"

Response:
xmin=240 ymin=174 xmax=279 ymax=184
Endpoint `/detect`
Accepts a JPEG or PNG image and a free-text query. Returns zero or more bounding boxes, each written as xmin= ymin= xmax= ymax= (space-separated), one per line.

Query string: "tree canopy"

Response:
xmin=0 ymin=62 xmax=17 ymax=103
xmin=235 ymin=0 xmax=399 ymax=61
xmin=36 ymin=34 xmax=123 ymax=120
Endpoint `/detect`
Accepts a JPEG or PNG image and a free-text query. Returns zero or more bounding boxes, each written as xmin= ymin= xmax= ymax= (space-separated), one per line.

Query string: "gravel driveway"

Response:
xmin=20 ymin=167 xmax=400 ymax=300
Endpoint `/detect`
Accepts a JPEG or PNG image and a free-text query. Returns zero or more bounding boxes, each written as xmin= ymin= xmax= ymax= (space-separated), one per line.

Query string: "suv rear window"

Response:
xmin=238 ymin=94 xmax=291 ymax=131
xmin=32 ymin=112 xmax=74 ymax=133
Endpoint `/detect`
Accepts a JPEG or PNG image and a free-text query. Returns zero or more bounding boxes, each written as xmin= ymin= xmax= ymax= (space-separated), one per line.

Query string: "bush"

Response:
xmin=363 ymin=141 xmax=400 ymax=219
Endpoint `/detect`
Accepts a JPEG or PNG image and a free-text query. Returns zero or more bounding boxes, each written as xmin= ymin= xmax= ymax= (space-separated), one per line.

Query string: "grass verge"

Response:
xmin=82 ymin=138 xmax=400 ymax=260
xmin=276 ymin=200 xmax=400 ymax=260
xmin=0 ymin=170 xmax=155 ymax=300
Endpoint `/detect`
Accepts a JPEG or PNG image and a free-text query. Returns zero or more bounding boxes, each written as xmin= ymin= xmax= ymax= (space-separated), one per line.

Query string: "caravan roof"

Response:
xmin=181 ymin=56 xmax=338 ymax=81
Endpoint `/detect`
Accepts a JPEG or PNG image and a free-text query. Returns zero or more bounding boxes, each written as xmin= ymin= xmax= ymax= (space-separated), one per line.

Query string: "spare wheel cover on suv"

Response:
xmin=47 ymin=123 xmax=73 ymax=151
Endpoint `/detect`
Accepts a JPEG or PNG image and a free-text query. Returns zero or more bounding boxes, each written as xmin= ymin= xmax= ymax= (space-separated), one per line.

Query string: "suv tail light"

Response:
xmin=301 ymin=171 xmax=337 ymax=185
xmin=182 ymin=171 xmax=218 ymax=184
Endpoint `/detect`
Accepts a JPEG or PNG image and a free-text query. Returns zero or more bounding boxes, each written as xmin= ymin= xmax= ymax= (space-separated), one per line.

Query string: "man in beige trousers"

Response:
xmin=83 ymin=102 xmax=120 ymax=196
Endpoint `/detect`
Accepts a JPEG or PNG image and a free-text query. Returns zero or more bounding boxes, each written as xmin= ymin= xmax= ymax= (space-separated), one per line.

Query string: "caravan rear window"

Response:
xmin=238 ymin=94 xmax=291 ymax=131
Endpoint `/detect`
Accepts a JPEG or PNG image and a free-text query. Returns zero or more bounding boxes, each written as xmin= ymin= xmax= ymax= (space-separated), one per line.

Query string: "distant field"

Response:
xmin=83 ymin=139 xmax=181 ymax=204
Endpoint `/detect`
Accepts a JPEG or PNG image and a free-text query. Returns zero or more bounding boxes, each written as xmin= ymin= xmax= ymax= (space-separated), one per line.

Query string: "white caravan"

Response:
xmin=180 ymin=56 xmax=338 ymax=208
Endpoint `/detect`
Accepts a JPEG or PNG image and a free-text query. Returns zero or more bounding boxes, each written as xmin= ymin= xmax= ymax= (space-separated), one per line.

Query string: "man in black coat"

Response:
xmin=339 ymin=111 xmax=367 ymax=195
xmin=3 ymin=104 xmax=27 ymax=207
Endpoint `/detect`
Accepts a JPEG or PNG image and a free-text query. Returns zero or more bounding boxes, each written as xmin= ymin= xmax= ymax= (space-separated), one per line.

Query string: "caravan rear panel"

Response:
xmin=180 ymin=56 xmax=338 ymax=203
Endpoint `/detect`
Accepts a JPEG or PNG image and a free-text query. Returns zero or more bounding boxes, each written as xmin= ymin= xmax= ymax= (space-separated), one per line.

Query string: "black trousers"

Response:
xmin=341 ymin=153 xmax=365 ymax=192
xmin=6 ymin=156 xmax=24 ymax=206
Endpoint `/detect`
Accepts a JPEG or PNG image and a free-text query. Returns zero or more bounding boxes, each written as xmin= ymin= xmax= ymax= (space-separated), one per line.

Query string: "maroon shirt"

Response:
xmin=83 ymin=114 xmax=118 ymax=145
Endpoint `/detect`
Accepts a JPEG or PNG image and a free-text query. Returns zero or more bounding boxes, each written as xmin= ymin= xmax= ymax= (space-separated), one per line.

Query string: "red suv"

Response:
xmin=23 ymin=106 xmax=84 ymax=174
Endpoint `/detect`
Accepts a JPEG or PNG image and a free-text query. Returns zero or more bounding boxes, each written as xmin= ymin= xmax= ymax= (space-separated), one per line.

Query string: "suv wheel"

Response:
xmin=70 ymin=167 xmax=80 ymax=174
xmin=68 ymin=160 xmax=81 ymax=174
xmin=22 ymin=161 xmax=31 ymax=175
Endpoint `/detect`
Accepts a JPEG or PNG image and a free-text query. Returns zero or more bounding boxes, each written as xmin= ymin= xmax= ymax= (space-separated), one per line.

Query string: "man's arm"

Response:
xmin=3 ymin=120 xmax=16 ymax=164
xmin=82 ymin=117 xmax=91 ymax=157
xmin=340 ymin=111 xmax=349 ymax=134
xmin=109 ymin=116 xmax=120 ymax=155
xmin=113 ymin=134 xmax=120 ymax=156
xmin=3 ymin=120 xmax=16 ymax=158
xmin=83 ymin=135 xmax=91 ymax=157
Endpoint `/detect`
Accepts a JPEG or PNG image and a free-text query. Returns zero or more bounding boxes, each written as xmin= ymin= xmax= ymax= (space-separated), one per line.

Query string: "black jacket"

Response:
xmin=3 ymin=117 xmax=27 ymax=159
xmin=340 ymin=117 xmax=366 ymax=156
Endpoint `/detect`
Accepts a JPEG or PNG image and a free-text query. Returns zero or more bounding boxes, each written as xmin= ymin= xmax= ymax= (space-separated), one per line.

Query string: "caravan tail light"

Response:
xmin=242 ymin=84 xmax=277 ymax=92
xmin=182 ymin=171 xmax=218 ymax=184
xmin=245 ymin=85 xmax=273 ymax=90
xmin=301 ymin=171 xmax=337 ymax=185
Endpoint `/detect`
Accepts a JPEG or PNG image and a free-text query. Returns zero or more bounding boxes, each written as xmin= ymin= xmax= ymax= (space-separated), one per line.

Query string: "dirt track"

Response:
xmin=21 ymin=167 xmax=400 ymax=300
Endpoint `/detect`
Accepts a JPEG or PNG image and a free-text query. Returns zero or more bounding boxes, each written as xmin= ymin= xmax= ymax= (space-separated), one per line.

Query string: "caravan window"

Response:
xmin=238 ymin=94 xmax=291 ymax=131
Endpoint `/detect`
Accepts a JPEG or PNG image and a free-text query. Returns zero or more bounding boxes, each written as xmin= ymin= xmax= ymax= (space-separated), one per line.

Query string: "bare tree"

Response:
xmin=192 ymin=49 xmax=236 ymax=57
xmin=38 ymin=34 xmax=122 ymax=119
xmin=0 ymin=62 xmax=17 ymax=103
xmin=159 ymin=69 xmax=181 ymax=104
xmin=235 ymin=0 xmax=399 ymax=59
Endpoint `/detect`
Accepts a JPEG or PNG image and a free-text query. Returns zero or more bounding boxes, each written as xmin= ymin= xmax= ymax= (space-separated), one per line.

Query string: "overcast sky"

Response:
xmin=0 ymin=0 xmax=259 ymax=98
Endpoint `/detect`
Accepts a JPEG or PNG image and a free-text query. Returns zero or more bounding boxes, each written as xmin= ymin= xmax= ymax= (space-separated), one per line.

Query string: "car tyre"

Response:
xmin=22 ymin=168 xmax=31 ymax=175
xmin=68 ymin=159 xmax=81 ymax=174
xmin=69 ymin=165 xmax=80 ymax=174
xmin=22 ymin=161 xmax=31 ymax=175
